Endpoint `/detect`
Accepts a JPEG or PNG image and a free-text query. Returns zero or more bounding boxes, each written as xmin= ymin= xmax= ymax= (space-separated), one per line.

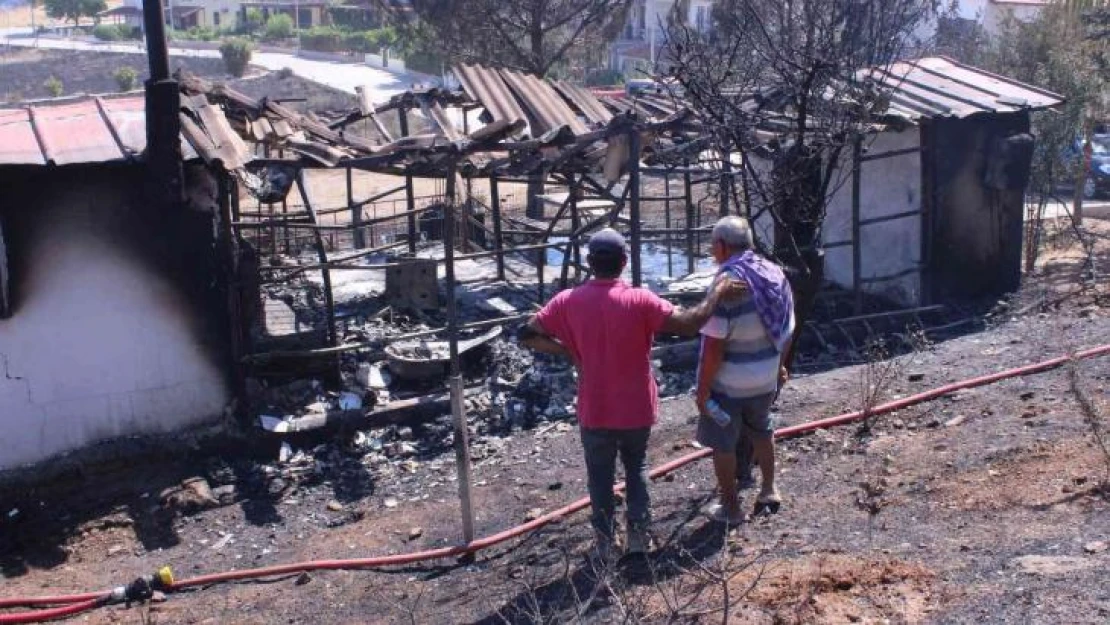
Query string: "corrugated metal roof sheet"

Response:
xmin=552 ymin=81 xmax=613 ymax=125
xmin=454 ymin=64 xmax=529 ymax=132
xmin=497 ymin=69 xmax=588 ymax=136
xmin=868 ymin=57 xmax=1064 ymax=121
xmin=0 ymin=94 xmax=199 ymax=167
xmin=0 ymin=108 xmax=45 ymax=165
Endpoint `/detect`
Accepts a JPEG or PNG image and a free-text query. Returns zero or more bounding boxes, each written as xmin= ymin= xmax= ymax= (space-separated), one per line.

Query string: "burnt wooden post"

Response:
xmin=629 ymin=128 xmax=643 ymax=287
xmin=851 ymin=134 xmax=863 ymax=314
xmin=218 ymin=173 xmax=245 ymax=404
xmin=443 ymin=163 xmax=475 ymax=545
xmin=684 ymin=162 xmax=695 ymax=275
xmin=295 ymin=171 xmax=338 ymax=351
xmin=720 ymin=148 xmax=732 ymax=217
xmin=348 ymin=166 xmax=365 ymax=249
xmin=398 ymin=107 xmax=418 ymax=253
xmin=490 ymin=175 xmax=506 ymax=281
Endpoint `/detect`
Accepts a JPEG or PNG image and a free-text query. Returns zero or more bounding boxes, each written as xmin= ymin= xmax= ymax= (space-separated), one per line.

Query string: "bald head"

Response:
xmin=711 ymin=216 xmax=754 ymax=254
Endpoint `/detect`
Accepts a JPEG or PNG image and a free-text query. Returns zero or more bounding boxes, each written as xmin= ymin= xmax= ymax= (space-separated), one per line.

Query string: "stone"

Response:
xmin=944 ymin=415 xmax=966 ymax=428
xmin=211 ymin=485 xmax=237 ymax=505
xmin=398 ymin=426 xmax=415 ymax=441
xmin=295 ymin=572 xmax=312 ymax=586
xmin=907 ymin=373 xmax=925 ymax=382
xmin=1019 ymin=391 xmax=1035 ymax=401
xmin=326 ymin=500 xmax=344 ymax=512
xmin=1084 ymin=541 xmax=1107 ymax=554
xmin=107 ymin=545 xmax=125 ymax=557
xmin=384 ymin=498 xmax=399 ymax=508
xmin=524 ymin=508 xmax=544 ymax=522
xmin=408 ymin=527 xmax=424 ymax=541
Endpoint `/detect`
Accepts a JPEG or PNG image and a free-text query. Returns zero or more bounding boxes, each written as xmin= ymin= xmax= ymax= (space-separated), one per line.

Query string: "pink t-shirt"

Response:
xmin=535 ymin=279 xmax=674 ymax=430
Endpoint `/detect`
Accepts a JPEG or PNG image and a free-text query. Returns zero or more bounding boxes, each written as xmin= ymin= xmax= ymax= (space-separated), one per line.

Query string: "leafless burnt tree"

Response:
xmin=661 ymin=0 xmax=940 ymax=357
xmin=376 ymin=0 xmax=633 ymax=77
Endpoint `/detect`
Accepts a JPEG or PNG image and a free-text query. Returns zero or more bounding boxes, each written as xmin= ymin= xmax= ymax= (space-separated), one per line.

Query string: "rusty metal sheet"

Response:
xmin=183 ymin=93 xmax=250 ymax=169
xmin=0 ymin=108 xmax=45 ymax=165
xmin=419 ymin=98 xmax=461 ymax=141
xmin=96 ymin=96 xmax=146 ymax=157
xmin=454 ymin=64 xmax=528 ymax=132
xmin=498 ymin=69 xmax=588 ymax=136
xmin=31 ymin=99 xmax=124 ymax=165
xmin=552 ymin=81 xmax=613 ymax=125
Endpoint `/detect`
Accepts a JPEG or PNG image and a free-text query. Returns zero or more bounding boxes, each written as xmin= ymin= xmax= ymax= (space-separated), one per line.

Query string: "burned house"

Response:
xmin=0 ymin=95 xmax=233 ymax=472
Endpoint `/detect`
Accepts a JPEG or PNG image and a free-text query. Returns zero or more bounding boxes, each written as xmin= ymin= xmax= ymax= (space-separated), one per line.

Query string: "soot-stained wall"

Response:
xmin=0 ymin=164 xmax=230 ymax=472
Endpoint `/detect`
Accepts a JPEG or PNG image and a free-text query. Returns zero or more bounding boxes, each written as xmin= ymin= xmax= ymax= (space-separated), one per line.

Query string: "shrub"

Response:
xmin=92 ymin=23 xmax=121 ymax=41
xmin=342 ymin=30 xmax=378 ymax=54
xmin=113 ymin=66 xmax=139 ymax=92
xmin=584 ymin=69 xmax=624 ymax=87
xmin=263 ymin=13 xmax=294 ymax=41
xmin=298 ymin=26 xmax=343 ymax=52
xmin=277 ymin=66 xmax=295 ymax=79
xmin=219 ymin=38 xmax=254 ymax=77
xmin=43 ymin=76 xmax=63 ymax=98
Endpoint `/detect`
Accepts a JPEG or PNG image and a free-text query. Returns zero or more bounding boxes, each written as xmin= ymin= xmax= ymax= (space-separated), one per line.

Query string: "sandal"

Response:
xmin=753 ymin=491 xmax=783 ymax=516
xmin=704 ymin=502 xmax=746 ymax=525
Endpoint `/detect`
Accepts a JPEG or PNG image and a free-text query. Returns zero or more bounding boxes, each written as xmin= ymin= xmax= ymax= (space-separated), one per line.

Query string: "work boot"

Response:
xmin=626 ymin=527 xmax=652 ymax=556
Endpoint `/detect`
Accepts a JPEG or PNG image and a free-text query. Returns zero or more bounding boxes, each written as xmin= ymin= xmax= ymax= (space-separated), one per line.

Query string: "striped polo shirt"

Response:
xmin=699 ymin=276 xmax=794 ymax=400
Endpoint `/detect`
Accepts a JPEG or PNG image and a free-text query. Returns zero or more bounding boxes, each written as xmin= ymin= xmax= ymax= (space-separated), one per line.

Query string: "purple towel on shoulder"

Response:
xmin=720 ymin=251 xmax=795 ymax=352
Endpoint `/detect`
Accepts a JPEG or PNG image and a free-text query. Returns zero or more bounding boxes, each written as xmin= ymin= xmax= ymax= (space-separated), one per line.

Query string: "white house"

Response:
xmin=610 ymin=0 xmax=715 ymax=78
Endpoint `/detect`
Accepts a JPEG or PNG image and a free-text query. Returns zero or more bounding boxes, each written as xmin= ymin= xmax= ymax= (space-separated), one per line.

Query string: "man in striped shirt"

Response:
xmin=696 ymin=217 xmax=794 ymax=524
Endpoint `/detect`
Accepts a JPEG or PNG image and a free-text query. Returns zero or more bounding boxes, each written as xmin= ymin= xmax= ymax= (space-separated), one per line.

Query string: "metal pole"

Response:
xmin=444 ymin=163 xmax=475 ymax=545
xmin=399 ymin=109 xmax=418 ymax=254
xmin=664 ymin=172 xmax=673 ymax=277
xmin=684 ymin=162 xmax=695 ymax=274
xmin=570 ymin=175 xmax=581 ymax=279
xmin=490 ymin=175 xmax=505 ymax=281
xmin=629 ymin=129 xmax=643 ymax=287
xmin=851 ymin=135 xmax=863 ymax=315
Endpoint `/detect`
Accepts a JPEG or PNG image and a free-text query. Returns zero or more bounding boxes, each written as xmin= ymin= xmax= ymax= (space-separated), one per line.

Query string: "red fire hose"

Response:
xmin=3 ymin=342 xmax=1109 ymax=623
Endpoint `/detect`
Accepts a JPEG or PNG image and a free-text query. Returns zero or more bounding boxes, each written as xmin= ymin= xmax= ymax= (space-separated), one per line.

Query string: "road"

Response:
xmin=0 ymin=27 xmax=429 ymax=101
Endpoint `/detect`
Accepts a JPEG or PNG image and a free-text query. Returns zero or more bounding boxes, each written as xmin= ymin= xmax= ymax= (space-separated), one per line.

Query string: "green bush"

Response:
xmin=327 ymin=5 xmax=378 ymax=31
xmin=404 ymin=49 xmax=444 ymax=76
xmin=219 ymin=38 xmax=254 ymax=77
xmin=584 ymin=69 xmax=624 ymax=87
xmin=342 ymin=30 xmax=378 ymax=54
xmin=43 ymin=76 xmax=63 ymax=98
xmin=263 ymin=13 xmax=294 ymax=41
xmin=299 ymin=26 xmax=344 ymax=52
xmin=113 ymin=66 xmax=139 ymax=92
xmin=92 ymin=23 xmax=121 ymax=41
xmin=92 ymin=24 xmax=140 ymax=41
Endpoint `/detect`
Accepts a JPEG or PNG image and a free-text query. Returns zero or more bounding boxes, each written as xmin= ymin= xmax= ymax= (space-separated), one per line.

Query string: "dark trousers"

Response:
xmin=580 ymin=426 xmax=651 ymax=539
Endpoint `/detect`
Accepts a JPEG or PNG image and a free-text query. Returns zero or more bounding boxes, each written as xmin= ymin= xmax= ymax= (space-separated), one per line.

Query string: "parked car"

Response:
xmin=1062 ymin=134 xmax=1110 ymax=199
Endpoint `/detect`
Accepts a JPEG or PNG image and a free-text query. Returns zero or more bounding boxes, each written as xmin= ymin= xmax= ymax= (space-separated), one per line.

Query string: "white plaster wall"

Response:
xmin=0 ymin=187 xmax=228 ymax=471
xmin=823 ymin=128 xmax=923 ymax=306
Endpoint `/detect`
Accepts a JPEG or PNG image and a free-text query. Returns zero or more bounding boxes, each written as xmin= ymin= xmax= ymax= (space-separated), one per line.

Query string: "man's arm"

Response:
xmin=659 ymin=277 xmax=747 ymax=336
xmin=696 ymin=336 xmax=725 ymax=415
xmin=518 ymin=316 xmax=572 ymax=360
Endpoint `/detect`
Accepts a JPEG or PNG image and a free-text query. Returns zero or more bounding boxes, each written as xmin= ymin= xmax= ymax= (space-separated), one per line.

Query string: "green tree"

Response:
xmin=219 ymin=38 xmax=254 ymax=77
xmin=43 ymin=0 xmax=106 ymax=26
xmin=263 ymin=13 xmax=295 ymax=41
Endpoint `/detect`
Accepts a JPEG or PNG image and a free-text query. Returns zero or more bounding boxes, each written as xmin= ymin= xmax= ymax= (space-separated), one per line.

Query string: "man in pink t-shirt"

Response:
xmin=521 ymin=228 xmax=738 ymax=558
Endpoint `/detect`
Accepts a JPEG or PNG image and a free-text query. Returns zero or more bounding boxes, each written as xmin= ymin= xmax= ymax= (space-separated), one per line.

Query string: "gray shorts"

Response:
xmin=696 ymin=392 xmax=776 ymax=452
